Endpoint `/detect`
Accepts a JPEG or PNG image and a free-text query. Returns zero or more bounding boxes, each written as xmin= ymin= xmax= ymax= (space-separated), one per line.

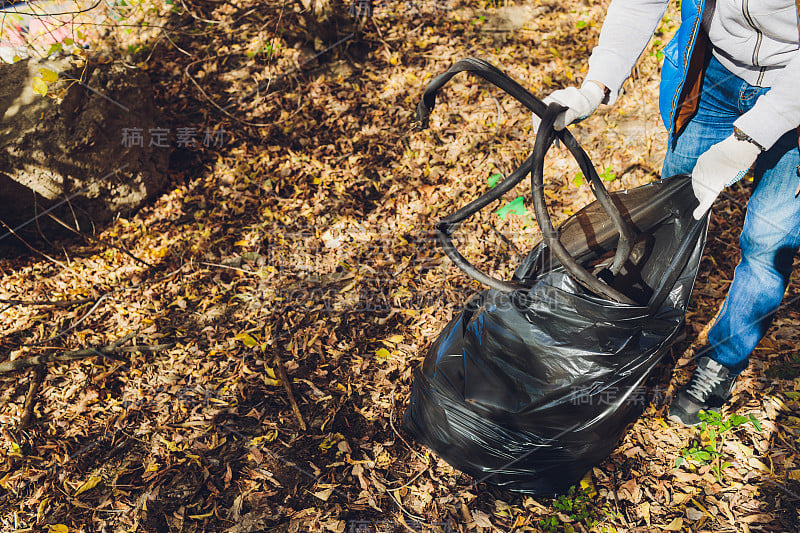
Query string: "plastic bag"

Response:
xmin=401 ymin=59 xmax=707 ymax=495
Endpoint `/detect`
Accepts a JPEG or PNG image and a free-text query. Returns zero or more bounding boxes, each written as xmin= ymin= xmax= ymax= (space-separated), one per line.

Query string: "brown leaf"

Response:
xmin=472 ymin=510 xmax=493 ymax=529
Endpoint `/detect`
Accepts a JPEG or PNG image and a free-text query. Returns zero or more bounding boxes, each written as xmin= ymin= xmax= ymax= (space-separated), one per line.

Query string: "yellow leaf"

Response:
xmin=166 ymin=441 xmax=185 ymax=452
xmin=748 ymin=457 xmax=771 ymax=473
xmin=263 ymin=376 xmax=282 ymax=387
xmin=579 ymin=470 xmax=597 ymax=497
xmin=375 ymin=348 xmax=390 ymax=359
xmin=38 ymin=67 xmax=58 ymax=83
xmin=74 ymin=475 xmax=102 ymax=496
xmin=387 ymin=334 xmax=404 ymax=344
xmin=234 ymin=240 xmax=248 ymax=246
xmin=38 ymin=497 xmax=51 ymax=522
xmin=32 ymin=78 xmax=48 ymax=96
xmin=235 ymin=333 xmax=258 ymax=347
xmin=319 ymin=433 xmax=343 ymax=451
xmin=145 ymin=462 xmax=160 ymax=472
xmin=48 ymin=525 xmax=69 ymax=533
xmin=662 ymin=517 xmax=683 ymax=531
xmin=313 ymin=487 xmax=334 ymax=501
xmin=188 ymin=511 xmax=214 ymax=519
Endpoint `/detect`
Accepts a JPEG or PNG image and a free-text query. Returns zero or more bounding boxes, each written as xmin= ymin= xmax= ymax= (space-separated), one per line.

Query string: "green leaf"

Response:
xmin=487 ymin=173 xmax=503 ymax=188
xmin=749 ymin=414 xmax=762 ymax=431
xmin=47 ymin=43 xmax=62 ymax=56
xmin=694 ymin=451 xmax=711 ymax=462
xmin=600 ymin=166 xmax=617 ymax=182
xmin=728 ymin=414 xmax=748 ymax=427
xmin=38 ymin=67 xmax=58 ymax=83
xmin=63 ymin=38 xmax=74 ymax=45
xmin=572 ymin=171 xmax=584 ymax=186
xmin=575 ymin=20 xmax=587 ymax=29
xmin=32 ymin=78 xmax=48 ymax=96
xmin=496 ymin=196 xmax=528 ymax=220
xmin=656 ymin=49 xmax=665 ymax=61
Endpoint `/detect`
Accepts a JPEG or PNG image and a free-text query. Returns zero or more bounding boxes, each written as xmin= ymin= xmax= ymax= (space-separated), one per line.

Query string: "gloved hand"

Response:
xmin=691 ymin=134 xmax=761 ymax=219
xmin=532 ymin=81 xmax=607 ymax=131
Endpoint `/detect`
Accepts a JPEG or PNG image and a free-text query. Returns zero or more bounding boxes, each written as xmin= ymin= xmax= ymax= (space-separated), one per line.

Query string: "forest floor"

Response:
xmin=1 ymin=0 xmax=800 ymax=531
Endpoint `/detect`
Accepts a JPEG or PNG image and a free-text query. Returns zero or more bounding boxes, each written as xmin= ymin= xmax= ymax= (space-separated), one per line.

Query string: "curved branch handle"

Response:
xmin=420 ymin=58 xmax=636 ymax=303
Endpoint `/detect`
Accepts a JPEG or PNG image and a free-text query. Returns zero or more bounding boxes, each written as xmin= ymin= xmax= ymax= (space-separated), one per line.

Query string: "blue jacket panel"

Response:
xmin=659 ymin=0 xmax=706 ymax=141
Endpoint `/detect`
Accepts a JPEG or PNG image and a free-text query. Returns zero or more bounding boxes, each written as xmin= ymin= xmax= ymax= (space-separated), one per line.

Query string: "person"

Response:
xmin=538 ymin=0 xmax=800 ymax=426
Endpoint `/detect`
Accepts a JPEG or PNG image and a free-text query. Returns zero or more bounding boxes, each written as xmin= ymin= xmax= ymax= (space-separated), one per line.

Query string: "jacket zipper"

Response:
xmin=741 ymin=0 xmax=764 ymax=71
xmin=669 ymin=0 xmax=705 ymax=140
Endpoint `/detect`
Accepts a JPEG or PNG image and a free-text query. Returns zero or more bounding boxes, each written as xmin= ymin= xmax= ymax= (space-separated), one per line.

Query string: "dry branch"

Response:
xmin=0 ymin=298 xmax=94 ymax=307
xmin=271 ymin=317 xmax=306 ymax=431
xmin=0 ymin=337 xmax=173 ymax=374
xmin=18 ymin=365 xmax=46 ymax=429
xmin=274 ymin=353 xmax=307 ymax=431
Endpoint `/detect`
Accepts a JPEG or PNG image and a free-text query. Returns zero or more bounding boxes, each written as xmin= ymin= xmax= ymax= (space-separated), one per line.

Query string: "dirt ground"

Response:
xmin=1 ymin=0 xmax=799 ymax=531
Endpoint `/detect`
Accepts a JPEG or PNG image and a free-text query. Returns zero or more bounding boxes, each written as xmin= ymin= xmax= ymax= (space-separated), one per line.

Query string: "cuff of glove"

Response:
xmin=581 ymin=80 xmax=610 ymax=107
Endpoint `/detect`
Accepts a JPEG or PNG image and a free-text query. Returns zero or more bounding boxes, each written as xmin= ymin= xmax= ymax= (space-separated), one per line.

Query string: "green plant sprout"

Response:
xmin=537 ymin=485 xmax=619 ymax=533
xmin=496 ymin=196 xmax=528 ymax=220
xmin=675 ymin=410 xmax=761 ymax=483
xmin=487 ymin=173 xmax=503 ymax=188
xmin=599 ymin=166 xmax=617 ymax=182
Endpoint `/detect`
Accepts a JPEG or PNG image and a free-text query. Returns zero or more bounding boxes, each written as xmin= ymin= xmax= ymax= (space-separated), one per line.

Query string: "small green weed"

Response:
xmin=537 ymin=485 xmax=619 ymax=533
xmin=675 ymin=410 xmax=761 ymax=483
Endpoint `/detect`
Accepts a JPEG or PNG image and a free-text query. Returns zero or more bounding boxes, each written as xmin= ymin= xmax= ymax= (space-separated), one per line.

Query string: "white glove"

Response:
xmin=691 ymin=134 xmax=761 ymax=219
xmin=532 ymin=81 xmax=607 ymax=131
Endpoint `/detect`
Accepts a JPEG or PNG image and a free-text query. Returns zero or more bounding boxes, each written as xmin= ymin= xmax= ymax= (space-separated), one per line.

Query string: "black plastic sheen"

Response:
xmin=402 ymin=59 xmax=708 ymax=495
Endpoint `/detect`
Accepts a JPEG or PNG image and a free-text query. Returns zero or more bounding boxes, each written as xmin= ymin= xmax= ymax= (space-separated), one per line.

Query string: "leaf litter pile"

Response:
xmin=1 ymin=0 xmax=800 ymax=531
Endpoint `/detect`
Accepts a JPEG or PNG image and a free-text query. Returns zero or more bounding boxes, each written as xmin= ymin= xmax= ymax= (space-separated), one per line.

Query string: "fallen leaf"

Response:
xmin=685 ymin=507 xmax=703 ymax=521
xmin=662 ymin=517 xmax=683 ymax=531
xmin=639 ymin=501 xmax=651 ymax=527
xmin=313 ymin=487 xmax=335 ymax=501
xmin=472 ymin=509 xmax=493 ymax=528
xmin=74 ymin=476 xmax=102 ymax=496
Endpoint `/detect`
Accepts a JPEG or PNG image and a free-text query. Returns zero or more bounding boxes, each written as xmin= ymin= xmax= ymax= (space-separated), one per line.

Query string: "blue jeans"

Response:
xmin=662 ymin=55 xmax=800 ymax=374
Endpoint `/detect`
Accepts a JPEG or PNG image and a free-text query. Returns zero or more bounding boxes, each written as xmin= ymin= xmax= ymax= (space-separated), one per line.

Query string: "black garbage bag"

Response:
xmin=402 ymin=58 xmax=708 ymax=495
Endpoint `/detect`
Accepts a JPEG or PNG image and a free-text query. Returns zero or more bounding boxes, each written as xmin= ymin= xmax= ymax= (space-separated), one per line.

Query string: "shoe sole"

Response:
xmin=667 ymin=405 xmax=722 ymax=427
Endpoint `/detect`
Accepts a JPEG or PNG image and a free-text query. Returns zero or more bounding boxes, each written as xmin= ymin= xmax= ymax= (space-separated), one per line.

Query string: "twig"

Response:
xmin=0 ymin=298 xmax=94 ymax=307
xmin=22 ymin=294 xmax=110 ymax=347
xmin=389 ymin=388 xmax=426 ymax=460
xmin=274 ymin=353 xmax=306 ymax=431
xmin=0 ymin=337 xmax=172 ymax=374
xmin=18 ymin=366 xmax=46 ymax=430
xmin=271 ymin=317 xmax=306 ymax=430
xmin=45 ymin=212 xmax=155 ymax=269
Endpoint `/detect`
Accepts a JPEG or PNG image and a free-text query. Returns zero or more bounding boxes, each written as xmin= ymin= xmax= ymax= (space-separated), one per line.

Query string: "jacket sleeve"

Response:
xmin=585 ymin=0 xmax=671 ymax=104
xmin=734 ymin=53 xmax=800 ymax=150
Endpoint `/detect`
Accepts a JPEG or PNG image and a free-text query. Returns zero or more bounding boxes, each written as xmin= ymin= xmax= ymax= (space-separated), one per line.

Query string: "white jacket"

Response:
xmin=586 ymin=0 xmax=800 ymax=149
